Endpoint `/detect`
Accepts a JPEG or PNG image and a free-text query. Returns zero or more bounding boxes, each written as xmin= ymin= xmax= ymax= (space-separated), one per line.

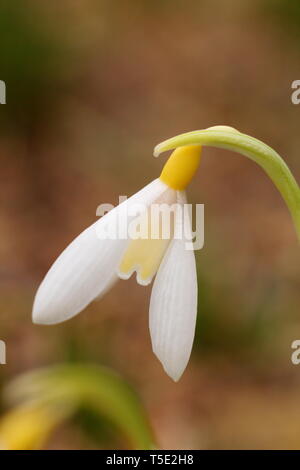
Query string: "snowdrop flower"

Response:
xmin=33 ymin=144 xmax=202 ymax=381
xmin=33 ymin=125 xmax=300 ymax=382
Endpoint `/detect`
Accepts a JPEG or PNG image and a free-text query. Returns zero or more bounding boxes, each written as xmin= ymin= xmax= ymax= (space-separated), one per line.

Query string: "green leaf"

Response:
xmin=4 ymin=364 xmax=155 ymax=450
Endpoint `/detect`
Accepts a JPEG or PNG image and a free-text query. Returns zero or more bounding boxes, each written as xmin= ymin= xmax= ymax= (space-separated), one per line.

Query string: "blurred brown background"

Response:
xmin=0 ymin=0 xmax=300 ymax=449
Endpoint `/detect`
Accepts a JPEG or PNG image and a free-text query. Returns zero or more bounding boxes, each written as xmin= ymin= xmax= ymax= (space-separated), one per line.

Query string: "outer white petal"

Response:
xmin=149 ymin=191 xmax=198 ymax=381
xmin=33 ymin=178 xmax=168 ymax=325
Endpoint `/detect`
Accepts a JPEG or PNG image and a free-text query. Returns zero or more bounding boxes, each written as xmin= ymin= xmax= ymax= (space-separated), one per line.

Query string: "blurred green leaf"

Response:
xmin=4 ymin=364 xmax=155 ymax=450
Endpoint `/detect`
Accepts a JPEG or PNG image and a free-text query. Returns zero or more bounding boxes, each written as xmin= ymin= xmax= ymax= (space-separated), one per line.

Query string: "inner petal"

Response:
xmin=118 ymin=190 xmax=176 ymax=286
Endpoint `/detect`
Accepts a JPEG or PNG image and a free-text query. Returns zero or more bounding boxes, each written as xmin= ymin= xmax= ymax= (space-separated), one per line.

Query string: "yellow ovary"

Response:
xmin=159 ymin=145 xmax=202 ymax=190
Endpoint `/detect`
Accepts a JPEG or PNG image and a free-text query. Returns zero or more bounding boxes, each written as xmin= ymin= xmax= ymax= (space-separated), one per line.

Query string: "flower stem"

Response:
xmin=154 ymin=127 xmax=300 ymax=242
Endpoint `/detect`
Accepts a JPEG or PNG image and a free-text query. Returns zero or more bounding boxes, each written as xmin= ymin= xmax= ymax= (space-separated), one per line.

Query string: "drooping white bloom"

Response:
xmin=33 ymin=145 xmax=202 ymax=381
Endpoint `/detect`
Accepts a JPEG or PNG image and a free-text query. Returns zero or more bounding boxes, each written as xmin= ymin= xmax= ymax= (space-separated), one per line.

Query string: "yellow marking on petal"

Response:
xmin=159 ymin=145 xmax=202 ymax=190
xmin=119 ymin=237 xmax=171 ymax=285
xmin=119 ymin=198 xmax=175 ymax=285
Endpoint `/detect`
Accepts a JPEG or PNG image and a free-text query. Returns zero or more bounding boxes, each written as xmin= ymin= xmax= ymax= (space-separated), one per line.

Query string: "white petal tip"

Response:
xmin=32 ymin=315 xmax=50 ymax=326
xmin=32 ymin=294 xmax=71 ymax=325
xmin=32 ymin=313 xmax=52 ymax=325
xmin=161 ymin=361 xmax=185 ymax=382
xmin=152 ymin=348 xmax=186 ymax=382
xmin=165 ymin=368 xmax=183 ymax=382
xmin=32 ymin=307 xmax=64 ymax=325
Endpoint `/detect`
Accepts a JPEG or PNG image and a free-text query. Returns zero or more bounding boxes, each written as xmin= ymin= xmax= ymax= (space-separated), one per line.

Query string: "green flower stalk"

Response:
xmin=154 ymin=126 xmax=300 ymax=242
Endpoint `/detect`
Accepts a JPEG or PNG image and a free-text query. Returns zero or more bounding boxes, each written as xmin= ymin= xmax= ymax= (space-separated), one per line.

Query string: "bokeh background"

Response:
xmin=0 ymin=0 xmax=300 ymax=449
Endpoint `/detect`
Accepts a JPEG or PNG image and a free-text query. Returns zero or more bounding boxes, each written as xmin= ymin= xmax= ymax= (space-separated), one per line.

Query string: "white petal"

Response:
xmin=149 ymin=191 xmax=198 ymax=381
xmin=33 ymin=179 xmax=167 ymax=325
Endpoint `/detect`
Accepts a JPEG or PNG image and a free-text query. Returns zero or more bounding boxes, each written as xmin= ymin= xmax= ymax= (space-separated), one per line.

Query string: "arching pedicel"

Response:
xmin=154 ymin=126 xmax=300 ymax=241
